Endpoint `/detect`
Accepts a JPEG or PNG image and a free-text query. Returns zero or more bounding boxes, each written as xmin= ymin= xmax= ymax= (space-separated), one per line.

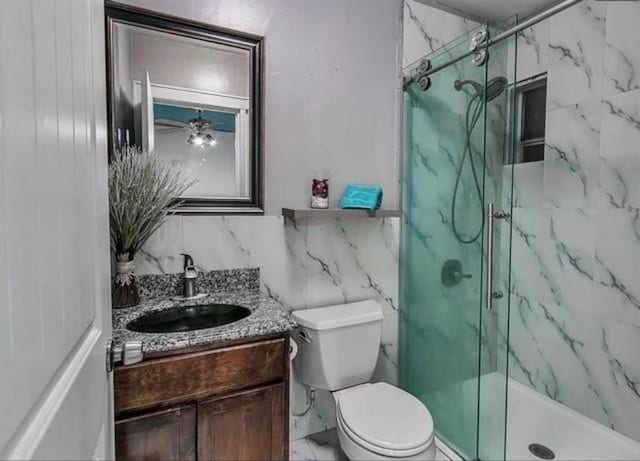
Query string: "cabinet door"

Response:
xmin=197 ymin=383 xmax=287 ymax=461
xmin=115 ymin=404 xmax=196 ymax=461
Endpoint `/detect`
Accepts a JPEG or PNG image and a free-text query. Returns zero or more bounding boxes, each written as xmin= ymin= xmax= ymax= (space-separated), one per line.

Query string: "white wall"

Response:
xmin=127 ymin=26 xmax=250 ymax=97
xmin=120 ymin=0 xmax=403 ymax=214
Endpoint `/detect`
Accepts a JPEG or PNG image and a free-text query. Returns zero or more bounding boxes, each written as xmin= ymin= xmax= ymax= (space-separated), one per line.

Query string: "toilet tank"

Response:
xmin=291 ymin=300 xmax=384 ymax=391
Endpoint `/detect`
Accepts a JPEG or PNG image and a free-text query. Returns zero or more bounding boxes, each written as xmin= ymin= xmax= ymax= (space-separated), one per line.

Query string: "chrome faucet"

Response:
xmin=181 ymin=253 xmax=198 ymax=298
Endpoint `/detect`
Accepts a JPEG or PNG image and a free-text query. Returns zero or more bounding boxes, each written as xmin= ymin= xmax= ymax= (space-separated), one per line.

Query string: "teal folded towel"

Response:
xmin=339 ymin=184 xmax=383 ymax=210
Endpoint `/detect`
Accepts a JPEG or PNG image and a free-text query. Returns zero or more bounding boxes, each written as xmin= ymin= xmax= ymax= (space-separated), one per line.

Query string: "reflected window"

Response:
xmin=154 ymin=104 xmax=240 ymax=198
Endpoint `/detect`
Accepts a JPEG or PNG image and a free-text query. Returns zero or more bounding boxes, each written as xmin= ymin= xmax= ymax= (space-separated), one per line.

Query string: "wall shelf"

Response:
xmin=282 ymin=208 xmax=401 ymax=220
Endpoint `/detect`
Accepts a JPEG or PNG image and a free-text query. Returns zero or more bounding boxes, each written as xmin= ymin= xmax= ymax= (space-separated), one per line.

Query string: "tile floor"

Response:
xmin=289 ymin=429 xmax=452 ymax=461
xmin=290 ymin=430 xmax=346 ymax=461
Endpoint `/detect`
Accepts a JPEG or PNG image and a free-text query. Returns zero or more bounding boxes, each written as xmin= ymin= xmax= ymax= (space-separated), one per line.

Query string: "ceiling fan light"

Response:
xmin=186 ymin=109 xmax=216 ymax=147
xmin=188 ymin=132 xmax=205 ymax=146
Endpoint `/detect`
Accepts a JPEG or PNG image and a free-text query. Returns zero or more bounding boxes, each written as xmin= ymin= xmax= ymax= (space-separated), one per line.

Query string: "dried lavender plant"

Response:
xmin=109 ymin=146 xmax=195 ymax=259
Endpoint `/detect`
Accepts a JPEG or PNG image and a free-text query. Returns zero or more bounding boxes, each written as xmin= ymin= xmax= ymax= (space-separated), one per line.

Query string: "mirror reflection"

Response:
xmin=110 ymin=20 xmax=255 ymax=203
xmin=154 ymin=104 xmax=245 ymax=198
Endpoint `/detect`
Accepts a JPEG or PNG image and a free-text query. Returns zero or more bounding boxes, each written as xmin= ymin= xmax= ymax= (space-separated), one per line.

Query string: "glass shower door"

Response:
xmin=476 ymin=20 xmax=518 ymax=461
xmin=400 ymin=27 xmax=489 ymax=459
xmin=400 ymin=24 xmax=516 ymax=460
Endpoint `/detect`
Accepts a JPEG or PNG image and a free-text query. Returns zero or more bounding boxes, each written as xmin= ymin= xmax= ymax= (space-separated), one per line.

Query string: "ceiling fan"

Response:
xmin=155 ymin=108 xmax=217 ymax=147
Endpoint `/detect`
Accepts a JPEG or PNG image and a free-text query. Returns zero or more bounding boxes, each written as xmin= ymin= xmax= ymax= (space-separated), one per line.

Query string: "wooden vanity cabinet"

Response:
xmin=197 ymin=384 xmax=286 ymax=460
xmin=114 ymin=335 xmax=289 ymax=461
xmin=115 ymin=405 xmax=196 ymax=461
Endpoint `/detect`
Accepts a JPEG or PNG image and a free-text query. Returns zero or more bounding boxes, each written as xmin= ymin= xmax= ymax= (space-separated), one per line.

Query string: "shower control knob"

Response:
xmin=441 ymin=259 xmax=472 ymax=287
xmin=491 ymin=290 xmax=504 ymax=300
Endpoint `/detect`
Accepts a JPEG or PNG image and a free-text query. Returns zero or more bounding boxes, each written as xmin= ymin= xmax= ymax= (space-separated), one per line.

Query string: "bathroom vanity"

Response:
xmin=112 ymin=269 xmax=294 ymax=460
xmin=114 ymin=335 xmax=289 ymax=460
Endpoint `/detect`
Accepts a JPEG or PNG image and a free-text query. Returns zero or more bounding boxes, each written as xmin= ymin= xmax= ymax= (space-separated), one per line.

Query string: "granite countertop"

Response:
xmin=112 ymin=268 xmax=295 ymax=357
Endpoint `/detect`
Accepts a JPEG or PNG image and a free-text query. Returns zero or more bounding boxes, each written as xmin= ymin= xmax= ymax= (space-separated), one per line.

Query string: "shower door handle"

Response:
xmin=486 ymin=203 xmax=509 ymax=310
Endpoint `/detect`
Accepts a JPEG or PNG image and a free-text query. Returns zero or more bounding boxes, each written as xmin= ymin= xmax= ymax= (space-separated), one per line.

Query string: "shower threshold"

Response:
xmin=478 ymin=372 xmax=640 ymax=461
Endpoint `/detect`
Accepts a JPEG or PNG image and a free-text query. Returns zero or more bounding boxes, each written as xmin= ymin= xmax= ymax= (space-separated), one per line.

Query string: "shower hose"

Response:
xmin=451 ymin=92 xmax=486 ymax=244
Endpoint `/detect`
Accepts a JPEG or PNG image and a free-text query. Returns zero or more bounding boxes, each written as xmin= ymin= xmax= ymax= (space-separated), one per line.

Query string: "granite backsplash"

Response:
xmin=137 ymin=267 xmax=261 ymax=299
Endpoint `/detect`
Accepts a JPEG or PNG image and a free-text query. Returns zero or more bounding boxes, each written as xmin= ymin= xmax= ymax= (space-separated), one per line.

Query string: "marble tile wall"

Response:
xmin=501 ymin=0 xmax=640 ymax=443
xmin=403 ymin=0 xmax=480 ymax=68
xmin=402 ymin=0 xmax=640 ymax=446
xmin=135 ymin=215 xmax=399 ymax=440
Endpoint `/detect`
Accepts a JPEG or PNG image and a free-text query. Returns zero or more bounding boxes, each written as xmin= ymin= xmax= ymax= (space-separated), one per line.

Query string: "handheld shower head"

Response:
xmin=486 ymin=76 xmax=508 ymax=101
xmin=454 ymin=76 xmax=508 ymax=102
xmin=450 ymin=75 xmax=509 ymax=245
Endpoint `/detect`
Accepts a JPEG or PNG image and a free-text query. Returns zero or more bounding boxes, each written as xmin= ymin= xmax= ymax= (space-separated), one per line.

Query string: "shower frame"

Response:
xmin=404 ymin=0 xmax=582 ymax=87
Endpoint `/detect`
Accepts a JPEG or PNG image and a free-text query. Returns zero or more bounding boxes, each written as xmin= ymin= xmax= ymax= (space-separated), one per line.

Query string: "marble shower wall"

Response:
xmin=135 ymin=215 xmax=400 ymax=440
xmin=403 ymin=0 xmax=480 ymax=68
xmin=403 ymin=0 xmax=640 ymax=445
xmin=501 ymin=0 xmax=640 ymax=443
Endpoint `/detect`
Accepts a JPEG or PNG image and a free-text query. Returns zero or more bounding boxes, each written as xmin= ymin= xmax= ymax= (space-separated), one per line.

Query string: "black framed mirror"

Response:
xmin=105 ymin=2 xmax=264 ymax=214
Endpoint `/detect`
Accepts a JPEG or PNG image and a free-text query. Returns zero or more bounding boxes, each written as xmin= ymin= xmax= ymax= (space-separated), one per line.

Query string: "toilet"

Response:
xmin=292 ymin=300 xmax=436 ymax=460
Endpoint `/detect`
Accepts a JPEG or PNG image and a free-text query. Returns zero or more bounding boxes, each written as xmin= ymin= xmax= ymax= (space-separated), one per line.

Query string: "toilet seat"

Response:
xmin=336 ymin=383 xmax=434 ymax=458
xmin=337 ymin=406 xmax=433 ymax=458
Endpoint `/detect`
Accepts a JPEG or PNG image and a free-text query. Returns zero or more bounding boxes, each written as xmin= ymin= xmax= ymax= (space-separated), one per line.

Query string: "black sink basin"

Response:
xmin=126 ymin=304 xmax=251 ymax=333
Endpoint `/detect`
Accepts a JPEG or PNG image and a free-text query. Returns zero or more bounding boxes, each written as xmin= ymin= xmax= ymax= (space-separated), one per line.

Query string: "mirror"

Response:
xmin=106 ymin=3 xmax=264 ymax=213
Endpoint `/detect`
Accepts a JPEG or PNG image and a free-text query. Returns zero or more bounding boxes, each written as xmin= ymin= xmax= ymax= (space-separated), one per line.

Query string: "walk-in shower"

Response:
xmin=399 ymin=0 xmax=640 ymax=460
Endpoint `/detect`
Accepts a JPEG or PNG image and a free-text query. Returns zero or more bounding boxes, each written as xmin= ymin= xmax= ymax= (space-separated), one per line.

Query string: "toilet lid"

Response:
xmin=337 ymin=383 xmax=434 ymax=453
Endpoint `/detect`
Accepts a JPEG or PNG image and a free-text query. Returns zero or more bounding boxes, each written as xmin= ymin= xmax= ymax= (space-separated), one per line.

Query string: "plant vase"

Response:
xmin=112 ymin=253 xmax=140 ymax=308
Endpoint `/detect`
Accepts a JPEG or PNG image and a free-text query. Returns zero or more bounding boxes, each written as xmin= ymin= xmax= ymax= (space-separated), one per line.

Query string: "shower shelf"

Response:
xmin=282 ymin=207 xmax=400 ymax=221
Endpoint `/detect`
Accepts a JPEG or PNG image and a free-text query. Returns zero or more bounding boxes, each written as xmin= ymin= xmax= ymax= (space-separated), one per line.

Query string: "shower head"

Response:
xmin=486 ymin=76 xmax=508 ymax=101
xmin=454 ymin=76 xmax=508 ymax=102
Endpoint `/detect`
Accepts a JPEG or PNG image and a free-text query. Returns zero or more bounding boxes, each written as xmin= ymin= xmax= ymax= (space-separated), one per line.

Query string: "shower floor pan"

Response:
xmin=479 ymin=372 xmax=640 ymax=461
